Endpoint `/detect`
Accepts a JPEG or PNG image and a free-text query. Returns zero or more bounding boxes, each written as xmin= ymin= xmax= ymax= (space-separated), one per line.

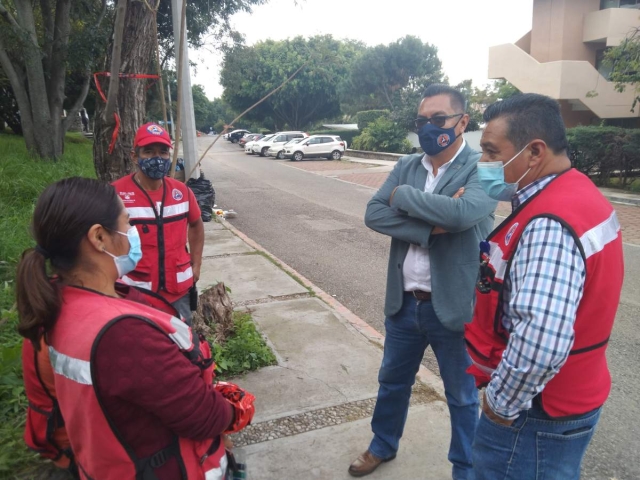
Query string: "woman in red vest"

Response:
xmin=16 ymin=177 xmax=241 ymax=480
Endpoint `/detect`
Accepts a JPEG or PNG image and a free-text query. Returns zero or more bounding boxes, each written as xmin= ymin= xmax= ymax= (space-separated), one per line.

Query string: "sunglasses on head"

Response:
xmin=414 ymin=113 xmax=463 ymax=130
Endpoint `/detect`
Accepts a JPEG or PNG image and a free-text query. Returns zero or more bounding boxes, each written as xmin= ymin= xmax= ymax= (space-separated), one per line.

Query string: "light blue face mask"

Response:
xmin=477 ymin=144 xmax=531 ymax=201
xmin=104 ymin=226 xmax=142 ymax=277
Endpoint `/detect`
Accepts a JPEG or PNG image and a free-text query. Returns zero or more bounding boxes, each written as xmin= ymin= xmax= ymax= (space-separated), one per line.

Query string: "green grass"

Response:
xmin=210 ymin=311 xmax=277 ymax=378
xmin=0 ymin=132 xmax=95 ymax=273
xmin=0 ymin=132 xmax=95 ymax=475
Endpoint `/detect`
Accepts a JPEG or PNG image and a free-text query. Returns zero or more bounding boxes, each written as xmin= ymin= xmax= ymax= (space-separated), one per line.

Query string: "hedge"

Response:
xmin=566 ymin=126 xmax=640 ymax=187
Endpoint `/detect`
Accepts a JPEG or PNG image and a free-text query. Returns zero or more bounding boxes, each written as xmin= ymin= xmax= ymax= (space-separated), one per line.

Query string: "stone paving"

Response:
xmin=285 ymin=160 xmax=640 ymax=246
xmin=284 ymin=159 xmax=373 ymax=172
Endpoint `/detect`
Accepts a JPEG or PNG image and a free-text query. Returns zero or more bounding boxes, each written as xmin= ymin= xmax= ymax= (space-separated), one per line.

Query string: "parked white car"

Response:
xmin=284 ymin=135 xmax=347 ymax=161
xmin=252 ymin=131 xmax=308 ymax=157
xmin=245 ymin=134 xmax=274 ymax=154
xmin=268 ymin=138 xmax=304 ymax=159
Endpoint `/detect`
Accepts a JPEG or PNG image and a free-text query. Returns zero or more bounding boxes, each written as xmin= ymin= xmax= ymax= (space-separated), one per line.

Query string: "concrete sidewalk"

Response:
xmin=197 ymin=220 xmax=453 ymax=480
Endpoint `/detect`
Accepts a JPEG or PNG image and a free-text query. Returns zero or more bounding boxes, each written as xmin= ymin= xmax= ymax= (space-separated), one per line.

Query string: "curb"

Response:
xmin=603 ymin=194 xmax=640 ymax=207
xmin=218 ymin=218 xmax=446 ymax=399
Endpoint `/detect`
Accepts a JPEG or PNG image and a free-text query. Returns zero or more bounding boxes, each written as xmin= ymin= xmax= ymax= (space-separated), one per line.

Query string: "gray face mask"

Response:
xmin=138 ymin=156 xmax=172 ymax=179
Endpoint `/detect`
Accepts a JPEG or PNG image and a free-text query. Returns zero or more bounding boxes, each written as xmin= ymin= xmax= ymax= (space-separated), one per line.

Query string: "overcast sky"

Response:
xmin=190 ymin=0 xmax=534 ymax=100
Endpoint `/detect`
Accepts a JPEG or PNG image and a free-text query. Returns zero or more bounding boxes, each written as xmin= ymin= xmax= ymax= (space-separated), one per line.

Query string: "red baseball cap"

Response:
xmin=133 ymin=123 xmax=173 ymax=149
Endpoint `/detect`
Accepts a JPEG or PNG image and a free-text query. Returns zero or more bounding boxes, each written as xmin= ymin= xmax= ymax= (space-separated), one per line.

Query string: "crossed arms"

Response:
xmin=364 ymin=160 xmax=497 ymax=245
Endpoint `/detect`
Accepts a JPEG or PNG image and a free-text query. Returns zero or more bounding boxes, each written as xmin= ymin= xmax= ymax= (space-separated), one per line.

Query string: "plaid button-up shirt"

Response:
xmin=485 ymin=174 xmax=587 ymax=420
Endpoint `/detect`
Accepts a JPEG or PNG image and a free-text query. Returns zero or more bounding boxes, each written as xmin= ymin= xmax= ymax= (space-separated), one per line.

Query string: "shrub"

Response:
xmin=566 ymin=126 xmax=640 ymax=188
xmin=351 ymin=117 xmax=413 ymax=154
xmin=355 ymin=110 xmax=390 ymax=130
xmin=210 ymin=311 xmax=276 ymax=378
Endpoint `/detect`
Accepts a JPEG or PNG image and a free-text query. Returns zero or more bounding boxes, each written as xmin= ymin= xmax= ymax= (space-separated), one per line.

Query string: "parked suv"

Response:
xmin=252 ymin=131 xmax=308 ymax=157
xmin=284 ymin=135 xmax=346 ymax=161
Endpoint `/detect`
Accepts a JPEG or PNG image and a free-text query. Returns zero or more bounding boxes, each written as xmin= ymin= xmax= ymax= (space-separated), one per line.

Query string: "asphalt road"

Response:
xmin=200 ymin=138 xmax=640 ymax=480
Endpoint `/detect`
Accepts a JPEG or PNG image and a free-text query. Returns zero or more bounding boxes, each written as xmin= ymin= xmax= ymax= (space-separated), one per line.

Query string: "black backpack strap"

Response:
xmin=135 ymin=436 xmax=182 ymax=480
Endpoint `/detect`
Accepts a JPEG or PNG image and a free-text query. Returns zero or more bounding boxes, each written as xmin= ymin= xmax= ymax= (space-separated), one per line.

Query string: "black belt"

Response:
xmin=406 ymin=290 xmax=431 ymax=301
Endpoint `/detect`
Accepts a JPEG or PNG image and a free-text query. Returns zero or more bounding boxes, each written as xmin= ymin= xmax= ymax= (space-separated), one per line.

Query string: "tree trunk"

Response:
xmin=13 ymin=0 xmax=56 ymax=158
xmin=192 ymin=283 xmax=234 ymax=344
xmin=48 ymin=0 xmax=72 ymax=156
xmin=94 ymin=1 xmax=156 ymax=182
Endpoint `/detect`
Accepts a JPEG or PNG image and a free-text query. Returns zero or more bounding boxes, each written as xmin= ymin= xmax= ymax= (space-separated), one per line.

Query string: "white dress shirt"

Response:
xmin=402 ymin=140 xmax=466 ymax=292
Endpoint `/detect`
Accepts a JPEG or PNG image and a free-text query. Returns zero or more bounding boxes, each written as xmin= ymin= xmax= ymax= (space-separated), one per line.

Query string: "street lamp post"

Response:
xmin=170 ymin=0 xmax=199 ymax=179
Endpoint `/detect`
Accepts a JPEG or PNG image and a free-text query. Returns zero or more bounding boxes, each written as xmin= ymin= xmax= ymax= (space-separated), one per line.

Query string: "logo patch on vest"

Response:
xmin=172 ymin=188 xmax=183 ymax=201
xmin=120 ymin=191 xmax=135 ymax=203
xmin=437 ymin=134 xmax=450 ymax=147
xmin=147 ymin=124 xmax=163 ymax=135
xmin=505 ymin=222 xmax=519 ymax=246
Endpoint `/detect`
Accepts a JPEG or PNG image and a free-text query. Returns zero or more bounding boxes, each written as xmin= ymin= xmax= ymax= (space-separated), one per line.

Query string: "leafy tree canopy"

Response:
xmin=221 ymin=35 xmax=364 ymax=130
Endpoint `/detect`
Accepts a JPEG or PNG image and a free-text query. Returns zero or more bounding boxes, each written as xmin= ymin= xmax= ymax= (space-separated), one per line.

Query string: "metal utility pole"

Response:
xmin=167 ymin=80 xmax=176 ymax=140
xmin=170 ymin=0 xmax=199 ymax=179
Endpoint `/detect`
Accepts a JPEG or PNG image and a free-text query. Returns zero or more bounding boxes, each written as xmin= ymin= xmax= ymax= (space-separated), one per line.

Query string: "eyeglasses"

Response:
xmin=414 ymin=113 xmax=463 ymax=130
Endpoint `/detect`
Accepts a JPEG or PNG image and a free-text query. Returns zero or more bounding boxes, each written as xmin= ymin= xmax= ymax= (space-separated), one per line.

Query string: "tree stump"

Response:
xmin=192 ymin=282 xmax=234 ymax=344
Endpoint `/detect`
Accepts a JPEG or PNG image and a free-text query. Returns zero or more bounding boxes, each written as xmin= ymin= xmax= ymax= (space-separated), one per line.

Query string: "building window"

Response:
xmin=596 ymin=49 xmax=613 ymax=80
xmin=601 ymin=0 xmax=640 ymax=8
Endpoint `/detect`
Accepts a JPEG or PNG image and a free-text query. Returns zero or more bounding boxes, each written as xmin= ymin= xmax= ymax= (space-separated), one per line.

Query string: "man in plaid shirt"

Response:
xmin=466 ymin=94 xmax=624 ymax=479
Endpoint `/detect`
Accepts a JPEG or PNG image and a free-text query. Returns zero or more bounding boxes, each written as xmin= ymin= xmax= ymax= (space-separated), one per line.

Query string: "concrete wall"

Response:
xmin=489 ymin=43 xmax=640 ymax=122
xmin=530 ymin=0 xmax=600 ymax=65
xmin=583 ymin=8 xmax=640 ymax=46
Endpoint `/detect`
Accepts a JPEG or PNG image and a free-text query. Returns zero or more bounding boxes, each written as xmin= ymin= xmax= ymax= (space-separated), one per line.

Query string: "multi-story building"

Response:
xmin=489 ymin=0 xmax=640 ymax=126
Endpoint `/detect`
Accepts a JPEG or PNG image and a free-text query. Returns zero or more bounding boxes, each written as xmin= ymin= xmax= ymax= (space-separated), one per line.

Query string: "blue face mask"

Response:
xmin=477 ymin=144 xmax=531 ymax=201
xmin=104 ymin=226 xmax=142 ymax=277
xmin=418 ymin=118 xmax=463 ymax=156
xmin=138 ymin=156 xmax=172 ymax=179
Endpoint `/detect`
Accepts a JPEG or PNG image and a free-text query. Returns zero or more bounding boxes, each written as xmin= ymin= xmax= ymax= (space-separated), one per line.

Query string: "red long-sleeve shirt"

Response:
xmin=94 ymin=319 xmax=232 ymax=479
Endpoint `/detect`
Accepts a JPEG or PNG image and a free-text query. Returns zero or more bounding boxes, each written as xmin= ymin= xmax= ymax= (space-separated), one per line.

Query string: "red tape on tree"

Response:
xmin=93 ymin=72 xmax=159 ymax=154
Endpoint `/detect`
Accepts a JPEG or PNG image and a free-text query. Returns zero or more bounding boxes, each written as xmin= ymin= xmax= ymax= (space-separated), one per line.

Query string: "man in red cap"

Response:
xmin=112 ymin=123 xmax=204 ymax=324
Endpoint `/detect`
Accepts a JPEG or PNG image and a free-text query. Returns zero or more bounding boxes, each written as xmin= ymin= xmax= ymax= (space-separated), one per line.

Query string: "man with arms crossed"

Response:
xmin=350 ymin=85 xmax=497 ymax=479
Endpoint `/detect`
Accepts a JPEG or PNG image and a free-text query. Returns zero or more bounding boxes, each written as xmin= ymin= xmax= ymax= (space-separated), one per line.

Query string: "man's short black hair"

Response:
xmin=483 ymin=93 xmax=568 ymax=154
xmin=421 ymin=84 xmax=467 ymax=113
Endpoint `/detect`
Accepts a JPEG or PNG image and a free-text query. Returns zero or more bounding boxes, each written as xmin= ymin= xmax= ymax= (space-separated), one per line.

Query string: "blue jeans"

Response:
xmin=369 ymin=293 xmax=479 ymax=480
xmin=472 ymin=402 xmax=601 ymax=480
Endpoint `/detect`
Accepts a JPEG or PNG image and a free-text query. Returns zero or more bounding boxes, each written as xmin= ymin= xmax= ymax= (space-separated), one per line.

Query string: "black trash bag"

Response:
xmin=186 ymin=173 xmax=216 ymax=222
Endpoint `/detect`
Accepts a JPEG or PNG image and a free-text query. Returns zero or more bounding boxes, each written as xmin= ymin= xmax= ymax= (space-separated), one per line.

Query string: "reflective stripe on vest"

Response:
xmin=127 ymin=201 xmax=189 ymax=221
xmin=49 ymin=316 xmax=191 ymax=384
xmin=205 ymin=454 xmax=228 ymax=480
xmin=120 ymin=275 xmax=152 ymax=290
xmin=580 ymin=211 xmax=620 ymax=259
xmin=49 ymin=346 xmax=92 ymax=385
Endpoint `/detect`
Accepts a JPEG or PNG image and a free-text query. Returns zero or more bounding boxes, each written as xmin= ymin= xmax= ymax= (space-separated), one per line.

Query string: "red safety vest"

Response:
xmin=112 ymin=174 xmax=194 ymax=297
xmin=22 ymin=337 xmax=73 ymax=469
xmin=465 ymin=169 xmax=624 ymax=417
xmin=47 ymin=285 xmax=226 ymax=480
